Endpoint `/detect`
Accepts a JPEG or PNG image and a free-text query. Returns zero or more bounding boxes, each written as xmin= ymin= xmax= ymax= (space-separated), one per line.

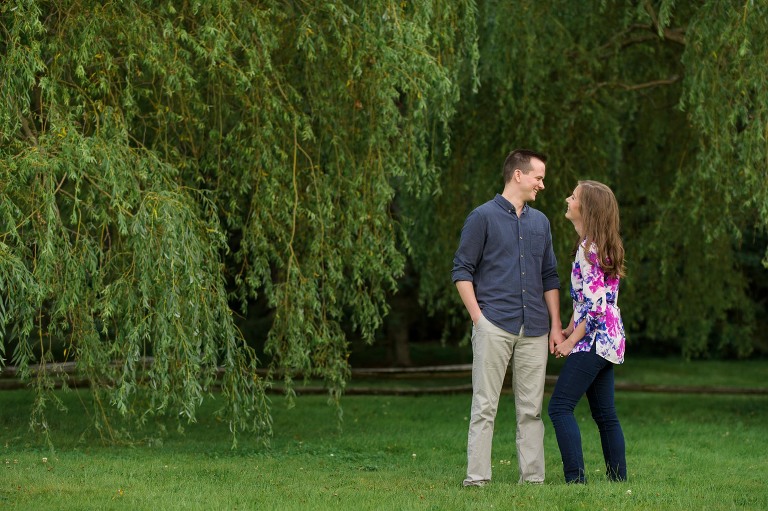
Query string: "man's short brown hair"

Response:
xmin=503 ymin=149 xmax=548 ymax=183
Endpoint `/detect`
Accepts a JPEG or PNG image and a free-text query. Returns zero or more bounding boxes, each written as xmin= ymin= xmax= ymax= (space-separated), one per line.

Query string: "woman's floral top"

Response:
xmin=570 ymin=241 xmax=626 ymax=364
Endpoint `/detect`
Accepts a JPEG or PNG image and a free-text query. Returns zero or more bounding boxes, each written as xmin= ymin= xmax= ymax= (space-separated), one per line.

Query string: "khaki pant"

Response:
xmin=463 ymin=315 xmax=548 ymax=486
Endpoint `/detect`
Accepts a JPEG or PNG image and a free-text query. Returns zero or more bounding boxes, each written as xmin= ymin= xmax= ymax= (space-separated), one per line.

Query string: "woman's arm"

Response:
xmin=562 ymin=315 xmax=574 ymax=337
xmin=555 ymin=244 xmax=607 ymax=357
xmin=579 ymin=245 xmax=609 ymax=338
xmin=555 ymin=319 xmax=586 ymax=357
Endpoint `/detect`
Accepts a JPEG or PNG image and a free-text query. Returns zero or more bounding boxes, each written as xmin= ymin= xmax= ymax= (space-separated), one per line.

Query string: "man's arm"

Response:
xmin=455 ymin=280 xmax=482 ymax=325
xmin=544 ymin=288 xmax=564 ymax=354
xmin=452 ymin=208 xmax=485 ymax=325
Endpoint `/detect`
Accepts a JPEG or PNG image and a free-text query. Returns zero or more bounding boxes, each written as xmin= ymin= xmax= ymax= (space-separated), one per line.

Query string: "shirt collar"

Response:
xmin=494 ymin=194 xmax=528 ymax=216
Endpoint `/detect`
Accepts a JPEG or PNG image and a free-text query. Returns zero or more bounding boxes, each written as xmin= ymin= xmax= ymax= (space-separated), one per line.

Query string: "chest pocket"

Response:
xmin=529 ymin=232 xmax=546 ymax=257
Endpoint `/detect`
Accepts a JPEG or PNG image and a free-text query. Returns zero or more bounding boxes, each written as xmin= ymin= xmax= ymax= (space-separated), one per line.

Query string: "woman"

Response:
xmin=548 ymin=180 xmax=627 ymax=484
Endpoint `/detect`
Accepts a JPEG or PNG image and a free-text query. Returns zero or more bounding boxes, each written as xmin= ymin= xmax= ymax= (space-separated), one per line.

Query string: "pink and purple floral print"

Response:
xmin=570 ymin=242 xmax=626 ymax=364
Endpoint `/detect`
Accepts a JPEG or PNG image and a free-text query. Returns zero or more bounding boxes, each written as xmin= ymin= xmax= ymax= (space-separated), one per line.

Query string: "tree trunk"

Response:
xmin=386 ymin=294 xmax=414 ymax=367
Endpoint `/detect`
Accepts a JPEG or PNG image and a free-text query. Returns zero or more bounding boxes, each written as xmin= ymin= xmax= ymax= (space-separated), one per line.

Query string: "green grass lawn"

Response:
xmin=2 ymin=358 xmax=767 ymax=510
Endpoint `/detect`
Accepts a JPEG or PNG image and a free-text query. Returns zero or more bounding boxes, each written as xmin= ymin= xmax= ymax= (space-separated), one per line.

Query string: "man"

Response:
xmin=452 ymin=148 xmax=563 ymax=486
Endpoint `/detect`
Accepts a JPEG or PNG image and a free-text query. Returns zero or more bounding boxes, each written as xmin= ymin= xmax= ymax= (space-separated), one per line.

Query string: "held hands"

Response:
xmin=554 ymin=337 xmax=576 ymax=358
xmin=552 ymin=320 xmax=576 ymax=358
xmin=548 ymin=325 xmax=565 ymax=354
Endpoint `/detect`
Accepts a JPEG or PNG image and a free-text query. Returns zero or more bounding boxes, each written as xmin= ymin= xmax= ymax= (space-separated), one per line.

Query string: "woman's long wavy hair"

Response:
xmin=571 ymin=180 xmax=626 ymax=278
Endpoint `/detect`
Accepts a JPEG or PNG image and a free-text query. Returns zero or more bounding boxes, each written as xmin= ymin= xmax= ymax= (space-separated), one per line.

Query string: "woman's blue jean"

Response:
xmin=547 ymin=346 xmax=626 ymax=483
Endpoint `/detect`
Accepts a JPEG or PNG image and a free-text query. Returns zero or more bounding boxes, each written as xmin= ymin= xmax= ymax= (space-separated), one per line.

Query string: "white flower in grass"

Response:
xmin=626 ymin=489 xmax=632 ymax=495
xmin=412 ymin=453 xmax=417 ymax=458
xmin=42 ymin=458 xmax=48 ymax=463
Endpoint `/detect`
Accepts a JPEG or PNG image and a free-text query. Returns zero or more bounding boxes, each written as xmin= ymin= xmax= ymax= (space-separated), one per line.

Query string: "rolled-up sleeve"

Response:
xmin=570 ymin=245 xmax=602 ymax=337
xmin=452 ymin=210 xmax=485 ymax=283
xmin=580 ymin=247 xmax=607 ymax=338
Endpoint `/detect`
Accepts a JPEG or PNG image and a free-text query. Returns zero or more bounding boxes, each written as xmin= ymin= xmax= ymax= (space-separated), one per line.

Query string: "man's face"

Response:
xmin=517 ymin=158 xmax=546 ymax=202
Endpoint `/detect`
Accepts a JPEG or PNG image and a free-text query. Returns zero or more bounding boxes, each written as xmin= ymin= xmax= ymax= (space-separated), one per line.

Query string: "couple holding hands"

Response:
xmin=452 ymin=149 xmax=627 ymax=486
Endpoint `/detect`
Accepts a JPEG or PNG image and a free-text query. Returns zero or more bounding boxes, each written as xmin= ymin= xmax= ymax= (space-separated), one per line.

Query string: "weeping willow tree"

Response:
xmin=3 ymin=0 xmax=766 ymax=441
xmin=409 ymin=0 xmax=768 ymax=358
xmin=0 ymin=0 xmax=478 ymax=440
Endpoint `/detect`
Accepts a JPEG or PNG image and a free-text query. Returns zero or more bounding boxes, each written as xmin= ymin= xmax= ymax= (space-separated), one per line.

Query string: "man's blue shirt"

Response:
xmin=452 ymin=194 xmax=560 ymax=337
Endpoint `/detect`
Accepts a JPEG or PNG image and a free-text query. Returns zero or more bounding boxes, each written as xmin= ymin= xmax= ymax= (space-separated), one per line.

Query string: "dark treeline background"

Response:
xmin=1 ymin=1 xmax=767 ymax=438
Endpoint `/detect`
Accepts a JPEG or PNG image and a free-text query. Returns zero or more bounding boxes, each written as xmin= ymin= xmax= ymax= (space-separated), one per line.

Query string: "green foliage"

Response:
xmin=0 ymin=0 xmax=477 ymax=439
xmin=2 ymin=0 xmax=767 ymax=441
xmin=413 ymin=0 xmax=768 ymax=358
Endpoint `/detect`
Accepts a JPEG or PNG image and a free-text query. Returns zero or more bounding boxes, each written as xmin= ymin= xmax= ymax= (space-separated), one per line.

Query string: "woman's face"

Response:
xmin=565 ymin=186 xmax=582 ymax=223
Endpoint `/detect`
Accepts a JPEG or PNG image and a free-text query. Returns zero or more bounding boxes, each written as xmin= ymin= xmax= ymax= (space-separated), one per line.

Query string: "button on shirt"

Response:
xmin=451 ymin=194 xmax=560 ymax=337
